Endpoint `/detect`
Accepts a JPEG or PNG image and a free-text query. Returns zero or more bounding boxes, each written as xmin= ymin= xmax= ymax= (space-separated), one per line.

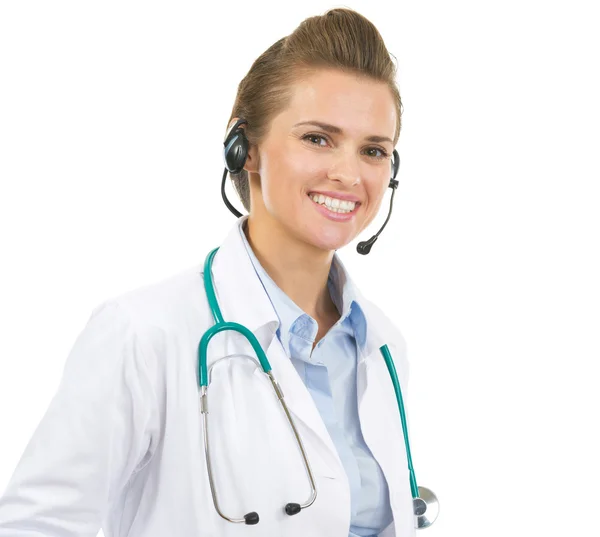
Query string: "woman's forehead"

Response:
xmin=278 ymin=70 xmax=397 ymax=137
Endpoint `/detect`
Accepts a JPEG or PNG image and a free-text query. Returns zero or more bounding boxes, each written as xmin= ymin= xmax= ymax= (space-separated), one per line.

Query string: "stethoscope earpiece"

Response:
xmin=285 ymin=502 xmax=302 ymax=516
xmin=243 ymin=511 xmax=259 ymax=525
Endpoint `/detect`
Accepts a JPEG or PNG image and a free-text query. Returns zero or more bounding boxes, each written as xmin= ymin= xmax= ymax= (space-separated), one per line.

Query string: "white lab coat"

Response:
xmin=0 ymin=217 xmax=416 ymax=537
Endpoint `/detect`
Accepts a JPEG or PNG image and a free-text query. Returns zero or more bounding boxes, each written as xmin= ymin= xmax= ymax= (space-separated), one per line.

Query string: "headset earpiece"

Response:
xmin=223 ymin=118 xmax=249 ymax=174
xmin=389 ymin=149 xmax=400 ymax=189
xmin=391 ymin=149 xmax=400 ymax=180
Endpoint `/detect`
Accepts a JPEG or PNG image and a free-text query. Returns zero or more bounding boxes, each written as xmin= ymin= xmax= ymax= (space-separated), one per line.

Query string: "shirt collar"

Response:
xmin=237 ymin=216 xmax=367 ymax=352
xmin=209 ymin=215 xmax=402 ymax=362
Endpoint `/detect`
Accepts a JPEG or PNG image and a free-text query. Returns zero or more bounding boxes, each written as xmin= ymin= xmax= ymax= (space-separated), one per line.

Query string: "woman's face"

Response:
xmin=247 ymin=68 xmax=398 ymax=252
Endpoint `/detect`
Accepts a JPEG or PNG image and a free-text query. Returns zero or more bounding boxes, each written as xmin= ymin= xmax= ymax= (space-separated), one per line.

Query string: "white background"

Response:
xmin=1 ymin=1 xmax=599 ymax=536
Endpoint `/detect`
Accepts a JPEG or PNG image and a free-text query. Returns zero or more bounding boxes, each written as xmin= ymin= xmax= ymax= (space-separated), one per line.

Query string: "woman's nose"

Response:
xmin=326 ymin=151 xmax=361 ymax=186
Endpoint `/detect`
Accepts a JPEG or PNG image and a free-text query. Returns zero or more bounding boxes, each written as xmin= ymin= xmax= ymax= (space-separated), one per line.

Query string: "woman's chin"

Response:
xmin=307 ymin=231 xmax=354 ymax=253
xmin=278 ymin=212 xmax=356 ymax=252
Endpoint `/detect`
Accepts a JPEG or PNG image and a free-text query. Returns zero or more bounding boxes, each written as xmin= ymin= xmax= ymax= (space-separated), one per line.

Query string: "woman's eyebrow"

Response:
xmin=293 ymin=120 xmax=393 ymax=144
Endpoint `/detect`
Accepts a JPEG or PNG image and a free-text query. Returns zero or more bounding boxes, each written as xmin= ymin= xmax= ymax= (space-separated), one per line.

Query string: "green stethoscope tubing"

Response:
xmin=198 ymin=246 xmax=437 ymax=527
xmin=199 ymin=247 xmax=273 ymax=387
xmin=379 ymin=344 xmax=419 ymax=498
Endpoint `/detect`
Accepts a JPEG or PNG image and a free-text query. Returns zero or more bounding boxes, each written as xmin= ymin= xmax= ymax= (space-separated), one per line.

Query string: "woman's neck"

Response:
xmin=244 ymin=216 xmax=339 ymax=321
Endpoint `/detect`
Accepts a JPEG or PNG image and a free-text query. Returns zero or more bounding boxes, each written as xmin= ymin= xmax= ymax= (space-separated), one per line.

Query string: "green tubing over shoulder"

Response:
xmin=380 ymin=344 xmax=419 ymax=499
xmin=198 ymin=322 xmax=274 ymax=387
xmin=199 ymin=247 xmax=273 ymax=387
xmin=203 ymin=247 xmax=224 ymax=325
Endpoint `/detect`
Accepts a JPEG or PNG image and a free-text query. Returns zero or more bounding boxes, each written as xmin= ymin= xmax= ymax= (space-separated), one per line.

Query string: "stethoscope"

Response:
xmin=198 ymin=246 xmax=439 ymax=529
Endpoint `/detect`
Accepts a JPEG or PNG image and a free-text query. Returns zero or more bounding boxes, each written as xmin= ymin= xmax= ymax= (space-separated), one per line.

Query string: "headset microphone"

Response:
xmin=356 ymin=150 xmax=399 ymax=255
xmin=222 ymin=118 xmax=400 ymax=254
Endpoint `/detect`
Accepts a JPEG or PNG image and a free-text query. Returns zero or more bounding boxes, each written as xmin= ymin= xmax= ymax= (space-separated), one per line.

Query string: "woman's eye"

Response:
xmin=303 ymin=134 xmax=327 ymax=146
xmin=366 ymin=147 xmax=389 ymax=159
xmin=302 ymin=134 xmax=389 ymax=160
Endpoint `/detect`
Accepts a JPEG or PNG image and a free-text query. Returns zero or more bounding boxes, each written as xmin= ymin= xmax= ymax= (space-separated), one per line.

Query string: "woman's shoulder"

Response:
xmin=91 ymin=262 xmax=211 ymax=342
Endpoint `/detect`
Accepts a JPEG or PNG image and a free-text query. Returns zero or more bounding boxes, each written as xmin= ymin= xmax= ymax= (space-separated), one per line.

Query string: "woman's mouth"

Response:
xmin=307 ymin=193 xmax=361 ymax=222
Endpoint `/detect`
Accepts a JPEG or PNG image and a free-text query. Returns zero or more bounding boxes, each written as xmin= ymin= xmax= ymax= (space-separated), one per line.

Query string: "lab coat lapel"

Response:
xmin=356 ymin=299 xmax=416 ymax=536
xmin=204 ymin=217 xmax=342 ymax=478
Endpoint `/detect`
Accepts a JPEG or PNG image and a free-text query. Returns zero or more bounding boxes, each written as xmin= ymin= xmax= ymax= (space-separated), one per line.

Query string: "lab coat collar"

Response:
xmin=331 ymin=250 xmax=398 ymax=361
xmin=206 ymin=215 xmax=401 ymax=359
xmin=207 ymin=216 xmax=280 ymax=355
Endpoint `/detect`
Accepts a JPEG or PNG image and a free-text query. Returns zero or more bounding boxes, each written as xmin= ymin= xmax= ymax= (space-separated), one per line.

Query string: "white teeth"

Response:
xmin=309 ymin=193 xmax=357 ymax=213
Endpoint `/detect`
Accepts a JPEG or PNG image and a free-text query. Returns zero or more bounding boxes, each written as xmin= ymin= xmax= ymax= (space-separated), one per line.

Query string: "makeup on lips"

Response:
xmin=308 ymin=192 xmax=361 ymax=221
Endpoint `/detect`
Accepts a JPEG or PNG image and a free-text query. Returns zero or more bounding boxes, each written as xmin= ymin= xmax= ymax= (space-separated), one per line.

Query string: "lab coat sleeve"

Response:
xmin=0 ymin=300 xmax=159 ymax=537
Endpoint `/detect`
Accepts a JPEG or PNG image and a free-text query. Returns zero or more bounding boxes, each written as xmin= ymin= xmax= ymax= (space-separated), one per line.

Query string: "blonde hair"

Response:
xmin=227 ymin=7 xmax=403 ymax=212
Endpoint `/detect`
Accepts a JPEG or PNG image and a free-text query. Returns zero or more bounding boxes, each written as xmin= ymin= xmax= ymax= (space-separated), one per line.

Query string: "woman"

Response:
xmin=0 ymin=8 xmax=415 ymax=537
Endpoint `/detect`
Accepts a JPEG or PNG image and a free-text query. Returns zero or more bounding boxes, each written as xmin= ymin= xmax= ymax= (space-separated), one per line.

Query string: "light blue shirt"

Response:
xmin=238 ymin=219 xmax=393 ymax=537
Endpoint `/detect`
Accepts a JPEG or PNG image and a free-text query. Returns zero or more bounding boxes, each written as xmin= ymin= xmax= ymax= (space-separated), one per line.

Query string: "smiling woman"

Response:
xmin=0 ymin=7 xmax=428 ymax=537
xmin=215 ymin=7 xmax=418 ymax=537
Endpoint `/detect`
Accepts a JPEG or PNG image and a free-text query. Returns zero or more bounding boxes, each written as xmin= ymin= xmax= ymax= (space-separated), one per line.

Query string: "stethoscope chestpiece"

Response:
xmin=413 ymin=486 xmax=439 ymax=529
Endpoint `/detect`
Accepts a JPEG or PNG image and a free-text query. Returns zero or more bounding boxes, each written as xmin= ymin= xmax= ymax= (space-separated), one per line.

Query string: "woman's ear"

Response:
xmin=243 ymin=142 xmax=260 ymax=174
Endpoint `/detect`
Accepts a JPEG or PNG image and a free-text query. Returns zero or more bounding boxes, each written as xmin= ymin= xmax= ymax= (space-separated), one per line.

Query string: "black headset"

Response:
xmin=222 ymin=118 xmax=400 ymax=255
